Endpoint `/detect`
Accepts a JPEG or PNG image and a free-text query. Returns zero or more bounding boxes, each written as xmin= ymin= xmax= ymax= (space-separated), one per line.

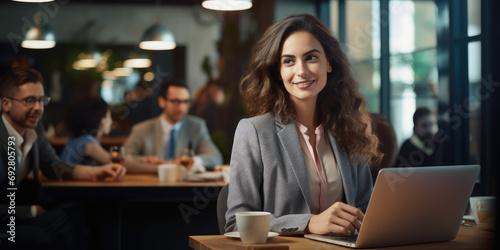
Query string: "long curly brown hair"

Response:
xmin=240 ymin=13 xmax=381 ymax=164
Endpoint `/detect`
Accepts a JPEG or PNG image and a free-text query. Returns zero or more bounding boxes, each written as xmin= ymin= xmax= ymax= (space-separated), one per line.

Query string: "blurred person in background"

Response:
xmin=395 ymin=106 xmax=444 ymax=167
xmin=61 ymin=96 xmax=161 ymax=173
xmin=0 ymin=67 xmax=125 ymax=249
xmin=124 ymin=77 xmax=223 ymax=170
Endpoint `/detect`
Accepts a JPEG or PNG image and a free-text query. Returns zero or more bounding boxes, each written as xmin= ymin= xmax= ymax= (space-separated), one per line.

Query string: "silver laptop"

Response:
xmin=305 ymin=165 xmax=480 ymax=248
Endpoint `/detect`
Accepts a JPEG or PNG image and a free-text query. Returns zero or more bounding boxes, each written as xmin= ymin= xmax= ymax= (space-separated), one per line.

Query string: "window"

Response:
xmin=328 ymin=0 xmax=482 ymax=167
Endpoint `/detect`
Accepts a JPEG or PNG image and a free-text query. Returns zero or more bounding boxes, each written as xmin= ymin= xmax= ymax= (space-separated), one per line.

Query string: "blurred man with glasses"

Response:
xmin=0 ymin=67 xmax=126 ymax=249
xmin=124 ymin=77 xmax=222 ymax=170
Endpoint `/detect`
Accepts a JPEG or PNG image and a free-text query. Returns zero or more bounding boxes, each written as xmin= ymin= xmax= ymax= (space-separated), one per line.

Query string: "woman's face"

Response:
xmin=279 ymin=31 xmax=331 ymax=105
xmin=100 ymin=109 xmax=112 ymax=136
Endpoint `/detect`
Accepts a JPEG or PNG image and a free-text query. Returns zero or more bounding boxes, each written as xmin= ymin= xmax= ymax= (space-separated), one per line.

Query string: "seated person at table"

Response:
xmin=0 ymin=67 xmax=125 ymax=249
xmin=395 ymin=106 xmax=442 ymax=167
xmin=61 ymin=96 xmax=160 ymax=173
xmin=225 ymin=14 xmax=381 ymax=235
xmin=123 ymin=78 xmax=223 ymax=169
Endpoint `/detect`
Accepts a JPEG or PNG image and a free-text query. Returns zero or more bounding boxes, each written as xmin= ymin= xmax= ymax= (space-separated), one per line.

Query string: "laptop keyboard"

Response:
xmin=322 ymin=234 xmax=358 ymax=243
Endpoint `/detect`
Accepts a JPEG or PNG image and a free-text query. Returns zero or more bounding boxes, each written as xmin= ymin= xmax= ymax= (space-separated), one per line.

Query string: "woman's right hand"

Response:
xmin=306 ymin=202 xmax=364 ymax=235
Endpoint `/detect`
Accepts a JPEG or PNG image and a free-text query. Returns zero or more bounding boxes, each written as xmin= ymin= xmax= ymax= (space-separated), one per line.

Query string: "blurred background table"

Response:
xmin=48 ymin=136 xmax=129 ymax=155
xmin=41 ymin=174 xmax=225 ymax=250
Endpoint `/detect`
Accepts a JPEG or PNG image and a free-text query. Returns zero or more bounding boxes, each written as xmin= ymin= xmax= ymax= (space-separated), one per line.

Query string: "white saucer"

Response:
xmin=224 ymin=232 xmax=279 ymax=238
xmin=462 ymin=215 xmax=474 ymax=221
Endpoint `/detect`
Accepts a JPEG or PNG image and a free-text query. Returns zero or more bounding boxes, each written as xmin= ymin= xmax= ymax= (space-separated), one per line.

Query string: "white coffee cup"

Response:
xmin=470 ymin=196 xmax=496 ymax=230
xmin=236 ymin=211 xmax=271 ymax=244
xmin=222 ymin=166 xmax=230 ymax=183
xmin=158 ymin=164 xmax=178 ymax=183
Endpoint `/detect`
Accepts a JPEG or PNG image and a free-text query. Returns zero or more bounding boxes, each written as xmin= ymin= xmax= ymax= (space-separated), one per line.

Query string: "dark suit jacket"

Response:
xmin=0 ymin=116 xmax=74 ymax=222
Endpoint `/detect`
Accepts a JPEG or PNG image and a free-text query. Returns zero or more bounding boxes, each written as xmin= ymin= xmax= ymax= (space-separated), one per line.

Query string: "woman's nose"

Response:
xmin=296 ymin=60 xmax=309 ymax=77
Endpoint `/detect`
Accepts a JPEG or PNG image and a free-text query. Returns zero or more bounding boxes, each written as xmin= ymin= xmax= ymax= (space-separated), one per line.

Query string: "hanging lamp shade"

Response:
xmin=12 ymin=0 xmax=54 ymax=2
xmin=72 ymin=51 xmax=101 ymax=70
xmin=202 ymin=0 xmax=252 ymax=11
xmin=21 ymin=13 xmax=56 ymax=49
xmin=139 ymin=17 xmax=176 ymax=50
xmin=124 ymin=51 xmax=152 ymax=68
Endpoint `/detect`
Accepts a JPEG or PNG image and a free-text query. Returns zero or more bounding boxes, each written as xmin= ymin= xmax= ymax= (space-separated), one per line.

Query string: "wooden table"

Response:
xmin=42 ymin=174 xmax=226 ymax=201
xmin=42 ymin=174 xmax=226 ymax=187
xmin=41 ymin=174 xmax=226 ymax=250
xmin=48 ymin=136 xmax=128 ymax=146
xmin=189 ymin=223 xmax=494 ymax=250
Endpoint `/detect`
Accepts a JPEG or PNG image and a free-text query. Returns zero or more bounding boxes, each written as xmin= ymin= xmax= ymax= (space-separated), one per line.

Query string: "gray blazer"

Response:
xmin=123 ymin=115 xmax=223 ymax=167
xmin=225 ymin=113 xmax=373 ymax=233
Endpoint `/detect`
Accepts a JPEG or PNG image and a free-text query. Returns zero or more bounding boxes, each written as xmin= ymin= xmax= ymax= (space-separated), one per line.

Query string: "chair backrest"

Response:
xmin=217 ymin=184 xmax=229 ymax=235
xmin=370 ymin=113 xmax=398 ymax=182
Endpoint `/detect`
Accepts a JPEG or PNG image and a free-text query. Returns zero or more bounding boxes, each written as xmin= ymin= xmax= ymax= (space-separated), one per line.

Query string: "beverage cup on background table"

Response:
xmin=158 ymin=164 xmax=178 ymax=183
xmin=222 ymin=165 xmax=230 ymax=183
xmin=109 ymin=146 xmax=125 ymax=164
xmin=236 ymin=211 xmax=271 ymax=244
xmin=470 ymin=196 xmax=496 ymax=231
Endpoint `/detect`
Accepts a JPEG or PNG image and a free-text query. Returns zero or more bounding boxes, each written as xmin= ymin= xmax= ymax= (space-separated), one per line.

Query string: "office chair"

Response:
xmin=217 ymin=184 xmax=229 ymax=235
xmin=370 ymin=113 xmax=398 ymax=182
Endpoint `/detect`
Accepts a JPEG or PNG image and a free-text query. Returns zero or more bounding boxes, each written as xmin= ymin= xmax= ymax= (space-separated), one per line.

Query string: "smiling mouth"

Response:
xmin=294 ymin=80 xmax=314 ymax=88
xmin=28 ymin=115 xmax=40 ymax=120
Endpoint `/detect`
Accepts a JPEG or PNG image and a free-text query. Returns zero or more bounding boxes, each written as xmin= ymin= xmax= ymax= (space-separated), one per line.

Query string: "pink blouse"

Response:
xmin=296 ymin=122 xmax=344 ymax=214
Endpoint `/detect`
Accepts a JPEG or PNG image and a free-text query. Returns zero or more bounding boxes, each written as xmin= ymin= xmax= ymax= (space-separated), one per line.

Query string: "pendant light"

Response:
xmin=139 ymin=16 xmax=176 ymax=50
xmin=21 ymin=13 xmax=56 ymax=49
xmin=12 ymin=0 xmax=54 ymax=2
xmin=202 ymin=0 xmax=252 ymax=11
xmin=124 ymin=51 xmax=152 ymax=68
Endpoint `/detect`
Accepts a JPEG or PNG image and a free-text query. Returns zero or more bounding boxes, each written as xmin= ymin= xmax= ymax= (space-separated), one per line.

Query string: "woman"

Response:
xmin=61 ymin=97 xmax=112 ymax=166
xmin=61 ymin=97 xmax=158 ymax=173
xmin=225 ymin=14 xmax=381 ymax=235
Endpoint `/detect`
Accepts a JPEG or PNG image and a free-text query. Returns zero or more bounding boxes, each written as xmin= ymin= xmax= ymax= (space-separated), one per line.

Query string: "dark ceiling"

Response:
xmin=53 ymin=0 xmax=199 ymax=5
xmin=5 ymin=0 xmax=200 ymax=6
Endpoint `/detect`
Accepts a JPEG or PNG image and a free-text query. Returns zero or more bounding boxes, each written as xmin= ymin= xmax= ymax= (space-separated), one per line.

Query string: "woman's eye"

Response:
xmin=283 ymin=59 xmax=294 ymax=65
xmin=307 ymin=55 xmax=318 ymax=61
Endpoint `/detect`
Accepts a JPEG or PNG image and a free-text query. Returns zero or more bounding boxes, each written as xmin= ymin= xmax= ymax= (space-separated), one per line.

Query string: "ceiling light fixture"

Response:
xmin=12 ymin=0 xmax=55 ymax=3
xmin=72 ymin=51 xmax=101 ymax=70
xmin=202 ymin=0 xmax=252 ymax=11
xmin=124 ymin=51 xmax=152 ymax=68
xmin=112 ymin=61 xmax=133 ymax=77
xmin=21 ymin=13 xmax=56 ymax=49
xmin=139 ymin=16 xmax=176 ymax=50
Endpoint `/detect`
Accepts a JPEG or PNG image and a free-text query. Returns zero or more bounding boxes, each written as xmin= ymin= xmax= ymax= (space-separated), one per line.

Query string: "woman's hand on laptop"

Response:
xmin=306 ymin=202 xmax=364 ymax=235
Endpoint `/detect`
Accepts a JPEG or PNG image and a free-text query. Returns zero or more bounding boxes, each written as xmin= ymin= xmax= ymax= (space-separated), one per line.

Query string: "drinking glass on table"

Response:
xmin=109 ymin=146 xmax=125 ymax=164
xmin=178 ymin=142 xmax=194 ymax=179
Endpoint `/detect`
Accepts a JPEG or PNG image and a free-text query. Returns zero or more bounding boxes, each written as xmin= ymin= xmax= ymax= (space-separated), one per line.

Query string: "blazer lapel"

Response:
xmin=276 ymin=117 xmax=311 ymax=209
xmin=0 ymin=117 xmax=9 ymax=189
xmin=0 ymin=115 xmax=40 ymax=184
xmin=154 ymin=117 xmax=164 ymax=157
xmin=328 ymin=132 xmax=354 ymax=206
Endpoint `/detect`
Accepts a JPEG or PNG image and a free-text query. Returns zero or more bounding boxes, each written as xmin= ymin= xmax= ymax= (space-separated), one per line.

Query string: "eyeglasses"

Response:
xmin=166 ymin=99 xmax=191 ymax=106
xmin=5 ymin=96 xmax=51 ymax=108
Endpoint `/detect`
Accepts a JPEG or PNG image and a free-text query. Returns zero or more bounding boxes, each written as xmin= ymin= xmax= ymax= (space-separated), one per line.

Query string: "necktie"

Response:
xmin=167 ymin=128 xmax=176 ymax=160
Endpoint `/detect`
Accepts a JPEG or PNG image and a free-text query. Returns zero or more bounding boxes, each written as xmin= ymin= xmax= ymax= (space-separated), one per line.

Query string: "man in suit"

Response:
xmin=395 ymin=106 xmax=446 ymax=167
xmin=123 ymin=78 xmax=223 ymax=169
xmin=0 ymin=67 xmax=126 ymax=249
